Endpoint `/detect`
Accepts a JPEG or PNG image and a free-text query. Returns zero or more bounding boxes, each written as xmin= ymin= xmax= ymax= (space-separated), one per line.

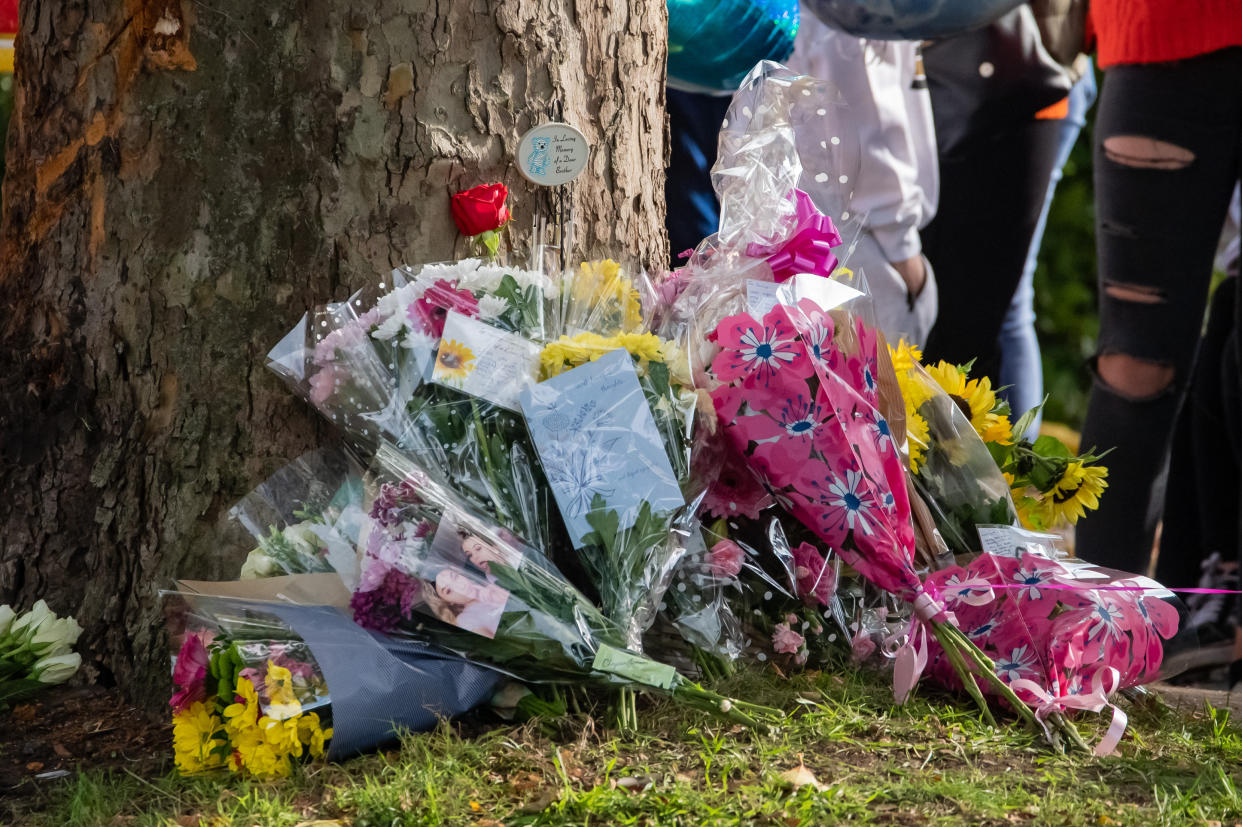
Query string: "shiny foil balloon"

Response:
xmin=803 ymin=0 xmax=1024 ymax=40
xmin=668 ymin=0 xmax=799 ymax=93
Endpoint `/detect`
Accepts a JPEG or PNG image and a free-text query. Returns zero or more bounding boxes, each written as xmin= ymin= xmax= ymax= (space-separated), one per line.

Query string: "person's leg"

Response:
xmin=921 ymin=119 xmax=1063 ymax=381
xmin=998 ymin=66 xmax=1098 ymax=434
xmin=1075 ymin=49 xmax=1242 ymax=573
xmin=664 ymin=88 xmax=732 ymax=264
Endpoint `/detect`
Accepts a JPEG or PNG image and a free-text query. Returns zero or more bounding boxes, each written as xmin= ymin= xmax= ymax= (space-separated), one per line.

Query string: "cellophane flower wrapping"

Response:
xmin=163 ymin=590 xmax=499 ymax=773
xmin=344 ymin=442 xmax=778 ymax=728
xmin=921 ymin=530 xmax=1182 ymax=720
xmin=266 ymin=260 xmax=566 ymax=558
xmin=527 ymin=260 xmax=714 ymax=652
xmin=228 ymin=449 xmax=367 ymax=589
xmin=888 ymin=352 xmax=1019 ymax=558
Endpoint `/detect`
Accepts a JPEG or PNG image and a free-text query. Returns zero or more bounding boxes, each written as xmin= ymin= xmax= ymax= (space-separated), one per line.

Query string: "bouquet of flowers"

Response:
xmin=920 ymin=528 xmax=1181 ymax=754
xmin=524 ymin=260 xmax=713 ymax=651
xmin=889 ymin=341 xmax=1110 ymax=552
xmin=346 ymin=442 xmax=779 ymax=730
xmin=229 ymin=449 xmax=366 ymax=587
xmin=268 ymin=257 xmax=565 ymax=555
xmin=0 ymin=601 xmax=82 ymax=707
xmin=165 ymin=591 xmax=499 ymax=776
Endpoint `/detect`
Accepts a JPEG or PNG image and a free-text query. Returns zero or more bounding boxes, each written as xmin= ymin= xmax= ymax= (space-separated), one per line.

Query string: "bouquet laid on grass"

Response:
xmin=346 ymin=442 xmax=780 ymax=730
xmin=165 ymin=591 xmax=499 ymax=777
xmin=920 ymin=528 xmax=1181 ymax=754
xmin=231 ymin=450 xmax=366 ymax=587
xmin=0 ymin=601 xmax=82 ymax=707
xmin=889 ymin=341 xmax=1110 ymax=553
xmin=524 ymin=260 xmax=713 ymax=652
xmin=268 ymin=258 xmax=564 ymax=555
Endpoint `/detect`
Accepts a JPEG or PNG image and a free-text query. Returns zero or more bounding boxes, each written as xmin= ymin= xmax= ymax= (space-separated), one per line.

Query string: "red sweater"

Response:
xmin=1087 ymin=0 xmax=1242 ymax=68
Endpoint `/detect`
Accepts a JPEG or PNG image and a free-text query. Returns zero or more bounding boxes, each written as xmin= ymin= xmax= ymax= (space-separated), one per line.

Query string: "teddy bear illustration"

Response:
xmin=526 ymin=137 xmax=551 ymax=176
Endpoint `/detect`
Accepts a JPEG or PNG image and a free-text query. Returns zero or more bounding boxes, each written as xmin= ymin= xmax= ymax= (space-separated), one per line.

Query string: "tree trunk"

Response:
xmin=0 ymin=0 xmax=667 ymax=703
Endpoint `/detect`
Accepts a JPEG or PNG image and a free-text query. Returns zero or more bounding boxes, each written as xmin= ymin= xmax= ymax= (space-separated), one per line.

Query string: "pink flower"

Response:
xmin=791 ymin=542 xmax=836 ymax=606
xmin=709 ymin=307 xmax=812 ymax=389
xmin=308 ymin=365 xmax=338 ymax=405
xmin=851 ymin=630 xmax=876 ymax=662
xmin=700 ymin=452 xmax=772 ymax=520
xmin=169 ymin=633 xmax=210 ymax=712
xmin=738 ymin=384 xmax=838 ymax=466
xmin=708 ymin=539 xmax=745 ymax=579
xmin=409 ymin=279 xmax=480 ymax=337
xmin=772 ymin=622 xmax=805 ymax=656
xmin=799 ymin=467 xmax=879 ymax=537
xmin=793 ymin=300 xmax=836 ymax=374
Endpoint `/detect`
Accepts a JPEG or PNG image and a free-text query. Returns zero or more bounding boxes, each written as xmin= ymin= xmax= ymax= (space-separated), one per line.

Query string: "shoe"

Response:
xmin=1165 ymin=553 xmax=1240 ymax=676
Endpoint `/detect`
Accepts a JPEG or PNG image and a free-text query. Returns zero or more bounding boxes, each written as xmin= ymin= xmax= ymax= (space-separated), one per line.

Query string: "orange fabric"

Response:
xmin=1088 ymin=0 xmax=1242 ymax=68
xmin=1035 ymin=97 xmax=1070 ymax=120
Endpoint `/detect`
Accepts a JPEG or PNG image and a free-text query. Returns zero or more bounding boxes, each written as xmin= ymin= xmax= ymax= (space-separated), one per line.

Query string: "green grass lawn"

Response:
xmin=19 ymin=667 xmax=1242 ymax=826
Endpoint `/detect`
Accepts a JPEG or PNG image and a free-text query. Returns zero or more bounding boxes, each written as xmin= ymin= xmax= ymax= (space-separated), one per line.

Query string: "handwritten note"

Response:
xmin=517 ymin=122 xmax=589 ymax=186
xmin=521 ymin=348 xmax=684 ymax=547
xmin=431 ymin=311 xmax=540 ymax=411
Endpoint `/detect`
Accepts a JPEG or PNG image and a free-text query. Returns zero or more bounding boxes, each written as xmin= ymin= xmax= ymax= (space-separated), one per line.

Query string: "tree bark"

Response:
xmin=0 ymin=0 xmax=667 ymax=703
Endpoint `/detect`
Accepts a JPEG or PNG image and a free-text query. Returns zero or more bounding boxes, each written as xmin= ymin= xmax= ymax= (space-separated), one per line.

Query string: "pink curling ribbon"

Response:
xmin=891 ymin=584 xmax=952 ymax=705
xmin=1010 ymin=667 xmax=1128 ymax=757
xmin=745 ymin=189 xmax=843 ymax=282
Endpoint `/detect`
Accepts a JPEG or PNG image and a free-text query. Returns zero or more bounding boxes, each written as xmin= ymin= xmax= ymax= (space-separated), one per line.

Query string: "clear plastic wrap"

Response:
xmin=228 ymin=449 xmax=366 ymax=589
xmin=163 ymin=591 xmax=500 ymax=773
xmin=344 ymin=441 xmax=778 ymax=729
xmin=267 ymin=262 xmax=565 ymax=556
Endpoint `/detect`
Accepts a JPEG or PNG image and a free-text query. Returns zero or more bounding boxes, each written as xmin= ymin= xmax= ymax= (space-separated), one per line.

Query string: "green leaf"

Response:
xmin=1031 ymin=434 xmax=1073 ymax=459
xmin=0 ymin=678 xmax=46 ymax=706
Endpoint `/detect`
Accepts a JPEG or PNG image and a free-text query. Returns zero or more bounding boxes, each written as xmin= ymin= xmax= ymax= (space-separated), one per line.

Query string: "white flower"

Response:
xmin=284 ymin=521 xmax=324 ymax=556
xmin=240 ymin=548 xmax=278 ymax=580
xmin=476 ymin=294 xmax=510 ymax=320
xmin=0 ymin=605 xmax=15 ymax=639
xmin=30 ymin=615 xmax=82 ymax=657
xmin=32 ymin=652 xmax=81 ymax=685
xmin=10 ymin=600 xmax=51 ymax=641
xmin=370 ymin=311 xmax=410 ymax=342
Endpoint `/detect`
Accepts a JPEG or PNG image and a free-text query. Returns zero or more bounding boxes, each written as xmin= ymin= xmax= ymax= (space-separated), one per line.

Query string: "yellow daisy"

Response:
xmin=888 ymin=340 xmax=924 ymax=373
xmin=905 ymin=410 xmax=930 ymax=473
xmin=434 ymin=339 xmax=476 ymax=381
xmin=172 ymin=702 xmax=226 ymax=774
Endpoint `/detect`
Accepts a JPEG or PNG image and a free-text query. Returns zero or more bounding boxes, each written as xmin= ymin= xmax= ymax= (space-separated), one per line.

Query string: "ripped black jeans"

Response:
xmin=1076 ymin=47 xmax=1242 ymax=573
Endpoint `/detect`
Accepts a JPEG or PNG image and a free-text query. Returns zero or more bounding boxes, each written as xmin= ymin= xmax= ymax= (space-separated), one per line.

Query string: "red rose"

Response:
xmin=450 ymin=183 xmax=511 ymax=236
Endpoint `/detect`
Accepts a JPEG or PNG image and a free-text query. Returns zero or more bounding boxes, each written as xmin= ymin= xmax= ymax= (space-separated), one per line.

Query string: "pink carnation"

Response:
xmin=410 ymin=279 xmax=479 ymax=338
xmin=708 ymin=539 xmax=744 ymax=579
xmin=701 ymin=452 xmax=772 ymax=520
xmin=791 ymin=542 xmax=836 ymax=606
xmin=771 ymin=622 xmax=805 ymax=656
xmin=169 ymin=633 xmax=210 ymax=712
xmin=851 ymin=630 xmax=877 ymax=663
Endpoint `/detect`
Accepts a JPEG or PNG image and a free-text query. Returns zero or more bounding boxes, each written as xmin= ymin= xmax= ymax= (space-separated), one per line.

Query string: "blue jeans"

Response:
xmin=996 ymin=63 xmax=1097 ymax=437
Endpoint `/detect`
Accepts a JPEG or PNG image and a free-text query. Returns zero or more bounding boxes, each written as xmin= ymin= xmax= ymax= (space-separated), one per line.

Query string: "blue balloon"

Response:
xmin=802 ymin=0 xmax=1025 ymax=40
xmin=668 ymin=0 xmax=799 ymax=93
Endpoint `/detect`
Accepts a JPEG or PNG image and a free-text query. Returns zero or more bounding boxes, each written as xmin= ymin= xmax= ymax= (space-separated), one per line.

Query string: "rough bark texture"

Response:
xmin=0 ymin=0 xmax=667 ymax=704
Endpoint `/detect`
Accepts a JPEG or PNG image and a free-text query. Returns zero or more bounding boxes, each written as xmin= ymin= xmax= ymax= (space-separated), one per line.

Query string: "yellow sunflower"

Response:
xmin=924 ymin=361 xmax=1010 ymax=444
xmin=905 ymin=410 xmax=930 ymax=473
xmin=1031 ymin=462 xmax=1109 ymax=527
xmin=434 ymin=338 xmax=476 ymax=381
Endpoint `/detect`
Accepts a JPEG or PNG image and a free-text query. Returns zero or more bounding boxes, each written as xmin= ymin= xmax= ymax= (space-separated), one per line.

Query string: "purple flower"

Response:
xmin=350 ymin=569 xmax=422 ymax=634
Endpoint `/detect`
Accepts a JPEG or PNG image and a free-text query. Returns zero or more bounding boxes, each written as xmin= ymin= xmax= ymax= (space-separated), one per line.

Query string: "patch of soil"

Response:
xmin=0 ymin=684 xmax=167 ymax=820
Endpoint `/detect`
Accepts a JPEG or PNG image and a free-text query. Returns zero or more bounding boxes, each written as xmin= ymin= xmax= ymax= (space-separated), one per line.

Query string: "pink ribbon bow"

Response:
xmin=745 ymin=189 xmax=843 ymax=282
xmin=891 ymin=585 xmax=953 ymax=704
xmin=1010 ymin=667 xmax=1128 ymax=756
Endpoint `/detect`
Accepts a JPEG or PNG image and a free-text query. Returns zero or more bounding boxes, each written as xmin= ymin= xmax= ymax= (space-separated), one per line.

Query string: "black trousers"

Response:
xmin=1076 ymin=48 xmax=1242 ymax=573
xmin=921 ymin=118 xmax=1063 ymax=380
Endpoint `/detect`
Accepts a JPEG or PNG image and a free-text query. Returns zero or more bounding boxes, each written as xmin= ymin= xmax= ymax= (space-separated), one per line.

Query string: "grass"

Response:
xmin=17 ymin=668 xmax=1242 ymax=826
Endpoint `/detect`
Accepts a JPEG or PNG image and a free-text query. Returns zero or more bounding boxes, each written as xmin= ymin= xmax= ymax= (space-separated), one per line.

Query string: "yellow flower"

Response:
xmin=905 ymin=411 xmax=930 ymax=473
xmin=298 ymin=711 xmax=332 ymax=758
xmin=224 ymin=677 xmax=260 ymax=734
xmin=263 ymin=661 xmax=303 ymax=721
xmin=434 ymin=338 xmax=476 ymax=381
xmin=925 ymin=361 xmax=1009 ymax=444
xmin=539 ymin=331 xmax=665 ymax=378
xmin=1031 ymin=462 xmax=1109 ymax=527
xmin=888 ymin=340 xmax=924 ymax=373
xmin=172 ymin=702 xmax=226 ymax=775
xmin=261 ymin=714 xmax=303 ymax=758
xmin=895 ymin=367 xmax=935 ymax=413
xmin=570 ymin=259 xmax=644 ymax=333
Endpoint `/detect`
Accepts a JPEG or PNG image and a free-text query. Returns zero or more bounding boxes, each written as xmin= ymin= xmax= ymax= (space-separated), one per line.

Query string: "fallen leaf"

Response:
xmin=12 ymin=704 xmax=37 ymax=722
xmin=614 ymin=776 xmax=653 ymax=794
xmin=25 ymin=762 xmax=44 ymax=772
xmin=778 ymin=765 xmax=826 ymax=792
xmin=294 ymin=822 xmax=346 ymax=827
xmin=518 ymin=788 xmax=558 ymax=813
xmin=474 ymin=821 xmax=505 ymax=827
xmin=53 ymin=743 xmax=72 ymax=759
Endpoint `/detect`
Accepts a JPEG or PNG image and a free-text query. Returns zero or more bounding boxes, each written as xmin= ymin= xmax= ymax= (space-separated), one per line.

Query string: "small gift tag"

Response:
xmin=592 ymin=643 xmax=678 ymax=690
xmin=976 ymin=524 xmax=1066 ymax=560
xmin=746 ymin=280 xmax=782 ymax=318
xmin=431 ymin=311 xmax=541 ymax=411
xmin=516 ymin=122 xmax=589 ymax=186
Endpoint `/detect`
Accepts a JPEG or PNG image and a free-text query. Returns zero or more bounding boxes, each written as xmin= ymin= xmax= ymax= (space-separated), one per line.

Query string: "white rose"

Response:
xmin=240 ymin=548 xmax=278 ymax=580
xmin=32 ymin=652 xmax=81 ymax=685
xmin=0 ymin=605 xmax=15 ymax=639
xmin=30 ymin=615 xmax=82 ymax=657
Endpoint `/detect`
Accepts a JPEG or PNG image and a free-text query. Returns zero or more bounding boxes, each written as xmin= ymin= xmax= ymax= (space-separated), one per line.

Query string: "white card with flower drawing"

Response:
xmin=431 ymin=311 xmax=541 ymax=411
